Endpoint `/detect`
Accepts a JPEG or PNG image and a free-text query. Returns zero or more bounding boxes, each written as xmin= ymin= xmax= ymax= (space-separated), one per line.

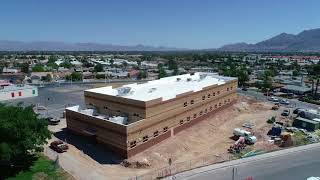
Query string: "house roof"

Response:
xmin=281 ymin=85 xmax=311 ymax=93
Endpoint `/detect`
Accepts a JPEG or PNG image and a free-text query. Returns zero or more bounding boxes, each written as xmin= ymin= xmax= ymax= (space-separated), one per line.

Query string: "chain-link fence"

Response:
xmin=128 ymin=154 xmax=234 ymax=180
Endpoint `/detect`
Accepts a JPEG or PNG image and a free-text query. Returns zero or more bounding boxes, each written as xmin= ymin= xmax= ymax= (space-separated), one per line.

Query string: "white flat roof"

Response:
xmin=85 ymin=72 xmax=236 ymax=102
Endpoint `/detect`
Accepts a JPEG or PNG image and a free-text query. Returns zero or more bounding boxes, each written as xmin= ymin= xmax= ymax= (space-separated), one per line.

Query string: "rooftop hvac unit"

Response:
xmin=117 ymin=87 xmax=131 ymax=96
xmin=176 ymin=78 xmax=181 ymax=81
xmin=187 ymin=78 xmax=192 ymax=82
xmin=199 ymin=74 xmax=207 ymax=80
xmin=148 ymin=88 xmax=157 ymax=93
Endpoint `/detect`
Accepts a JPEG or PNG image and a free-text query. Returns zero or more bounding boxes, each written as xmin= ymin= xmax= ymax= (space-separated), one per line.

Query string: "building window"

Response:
xmin=104 ymin=106 xmax=108 ymax=109
xmin=32 ymin=90 xmax=36 ymax=95
xmin=130 ymin=141 xmax=136 ymax=148
xmin=190 ymin=100 xmax=194 ymax=105
xmin=163 ymin=126 xmax=169 ymax=132
xmin=202 ymin=96 xmax=205 ymax=100
xmin=215 ymin=104 xmax=218 ymax=108
xmin=154 ymin=131 xmax=159 ymax=137
xmin=219 ymin=103 xmax=222 ymax=106
xmin=11 ymin=92 xmax=14 ymax=98
xmin=199 ymin=111 xmax=203 ymax=116
xmin=230 ymin=87 xmax=233 ymax=90
xmin=213 ymin=92 xmax=216 ymax=96
xmin=133 ymin=113 xmax=140 ymax=117
xmin=228 ymin=99 xmax=231 ymax=102
xmin=227 ymin=88 xmax=229 ymax=91
xmin=205 ymin=109 xmax=207 ymax=114
xmin=143 ymin=135 xmax=149 ymax=142
xmin=208 ymin=94 xmax=211 ymax=98
xmin=193 ymin=114 xmax=197 ymax=119
xmin=180 ymin=120 xmax=184 ymax=125
xmin=217 ymin=91 xmax=220 ymax=95
xmin=187 ymin=116 xmax=191 ymax=121
xmin=184 ymin=102 xmax=188 ymax=107
xmin=224 ymin=100 xmax=227 ymax=104
xmin=18 ymin=91 xmax=22 ymax=96
xmin=210 ymin=106 xmax=213 ymax=111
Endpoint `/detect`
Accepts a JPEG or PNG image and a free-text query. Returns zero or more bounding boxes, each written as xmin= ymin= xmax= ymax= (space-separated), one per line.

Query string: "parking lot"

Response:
xmin=3 ymin=84 xmax=88 ymax=118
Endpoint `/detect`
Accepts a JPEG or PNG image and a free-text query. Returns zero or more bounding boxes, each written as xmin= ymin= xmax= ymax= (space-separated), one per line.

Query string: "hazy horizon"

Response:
xmin=1 ymin=0 xmax=319 ymax=49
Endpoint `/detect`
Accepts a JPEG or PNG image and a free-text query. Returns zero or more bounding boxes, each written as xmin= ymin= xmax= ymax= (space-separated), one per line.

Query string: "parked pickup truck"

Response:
xmin=233 ymin=128 xmax=257 ymax=145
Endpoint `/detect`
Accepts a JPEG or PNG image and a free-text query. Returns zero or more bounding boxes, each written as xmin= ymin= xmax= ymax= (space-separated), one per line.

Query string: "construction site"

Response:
xmin=44 ymin=90 xmax=302 ymax=180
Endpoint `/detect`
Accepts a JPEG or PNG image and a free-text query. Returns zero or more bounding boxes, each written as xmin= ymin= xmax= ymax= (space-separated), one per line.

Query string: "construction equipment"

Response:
xmin=242 ymin=122 xmax=255 ymax=129
xmin=280 ymin=132 xmax=293 ymax=147
xmin=267 ymin=116 xmax=276 ymax=124
xmin=270 ymin=126 xmax=282 ymax=136
xmin=271 ymin=104 xmax=280 ymax=110
xmin=228 ymin=136 xmax=247 ymax=154
xmin=233 ymin=128 xmax=257 ymax=145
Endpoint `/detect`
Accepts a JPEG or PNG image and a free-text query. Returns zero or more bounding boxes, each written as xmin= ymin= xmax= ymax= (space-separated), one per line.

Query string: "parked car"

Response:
xmin=280 ymin=99 xmax=290 ymax=105
xmin=50 ymin=140 xmax=68 ymax=153
xmin=46 ymin=117 xmax=60 ymax=125
xmin=268 ymin=96 xmax=279 ymax=102
xmin=293 ymin=108 xmax=305 ymax=114
xmin=281 ymin=109 xmax=290 ymax=116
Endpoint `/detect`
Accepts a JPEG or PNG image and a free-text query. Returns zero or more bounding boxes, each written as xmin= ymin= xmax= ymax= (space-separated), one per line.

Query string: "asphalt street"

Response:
xmin=238 ymin=89 xmax=320 ymax=110
xmin=172 ymin=143 xmax=320 ymax=180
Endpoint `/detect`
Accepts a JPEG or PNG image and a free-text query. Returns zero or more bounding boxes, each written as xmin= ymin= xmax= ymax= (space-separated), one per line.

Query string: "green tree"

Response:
xmin=48 ymin=56 xmax=57 ymax=63
xmin=32 ymin=64 xmax=46 ymax=72
xmin=236 ymin=68 xmax=249 ymax=86
xmin=94 ymin=63 xmax=104 ymax=72
xmin=19 ymin=63 xmax=30 ymax=73
xmin=262 ymin=72 xmax=273 ymax=90
xmin=41 ymin=74 xmax=52 ymax=82
xmin=137 ymin=60 xmax=142 ymax=67
xmin=66 ymin=72 xmax=83 ymax=81
xmin=292 ymin=69 xmax=300 ymax=77
xmin=0 ymin=103 xmax=51 ymax=179
xmin=307 ymin=64 xmax=320 ymax=98
xmin=158 ymin=64 xmax=167 ymax=79
xmin=137 ymin=70 xmax=147 ymax=80
xmin=60 ymin=61 xmax=72 ymax=69
xmin=109 ymin=59 xmax=114 ymax=67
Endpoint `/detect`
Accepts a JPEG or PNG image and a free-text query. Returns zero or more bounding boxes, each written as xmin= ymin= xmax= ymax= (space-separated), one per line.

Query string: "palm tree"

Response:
xmin=307 ymin=64 xmax=320 ymax=99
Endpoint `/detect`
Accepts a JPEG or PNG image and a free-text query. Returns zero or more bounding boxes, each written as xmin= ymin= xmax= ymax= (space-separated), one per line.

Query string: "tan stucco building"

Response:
xmin=66 ymin=73 xmax=238 ymax=158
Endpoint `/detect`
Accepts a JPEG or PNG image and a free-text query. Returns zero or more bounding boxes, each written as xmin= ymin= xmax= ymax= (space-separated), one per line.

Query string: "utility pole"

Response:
xmin=232 ymin=167 xmax=237 ymax=180
xmin=105 ymin=71 xmax=107 ymax=84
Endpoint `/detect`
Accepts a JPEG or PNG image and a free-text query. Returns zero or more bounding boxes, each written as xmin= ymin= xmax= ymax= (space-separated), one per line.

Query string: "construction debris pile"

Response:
xmin=121 ymin=159 xmax=151 ymax=168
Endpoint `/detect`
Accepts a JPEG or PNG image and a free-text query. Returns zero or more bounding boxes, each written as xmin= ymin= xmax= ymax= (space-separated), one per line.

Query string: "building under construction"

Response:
xmin=66 ymin=72 xmax=238 ymax=158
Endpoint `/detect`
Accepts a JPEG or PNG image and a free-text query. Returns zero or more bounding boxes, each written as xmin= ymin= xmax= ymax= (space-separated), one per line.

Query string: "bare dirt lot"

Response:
xmin=44 ymin=95 xmax=291 ymax=180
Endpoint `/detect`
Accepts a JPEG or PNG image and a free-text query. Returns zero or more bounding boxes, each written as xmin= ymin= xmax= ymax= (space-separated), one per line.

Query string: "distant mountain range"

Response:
xmin=218 ymin=28 xmax=320 ymax=52
xmin=0 ymin=40 xmax=183 ymax=51
xmin=2 ymin=28 xmax=320 ymax=52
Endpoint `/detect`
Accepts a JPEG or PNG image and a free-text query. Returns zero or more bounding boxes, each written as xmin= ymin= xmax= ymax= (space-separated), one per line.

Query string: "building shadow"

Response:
xmin=53 ymin=128 xmax=124 ymax=164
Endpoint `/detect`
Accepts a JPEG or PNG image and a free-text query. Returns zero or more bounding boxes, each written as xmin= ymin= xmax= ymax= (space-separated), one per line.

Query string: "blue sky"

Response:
xmin=1 ymin=0 xmax=319 ymax=48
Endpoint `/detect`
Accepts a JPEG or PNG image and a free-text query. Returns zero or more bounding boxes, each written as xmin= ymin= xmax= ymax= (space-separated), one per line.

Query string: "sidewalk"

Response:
xmin=168 ymin=142 xmax=320 ymax=180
